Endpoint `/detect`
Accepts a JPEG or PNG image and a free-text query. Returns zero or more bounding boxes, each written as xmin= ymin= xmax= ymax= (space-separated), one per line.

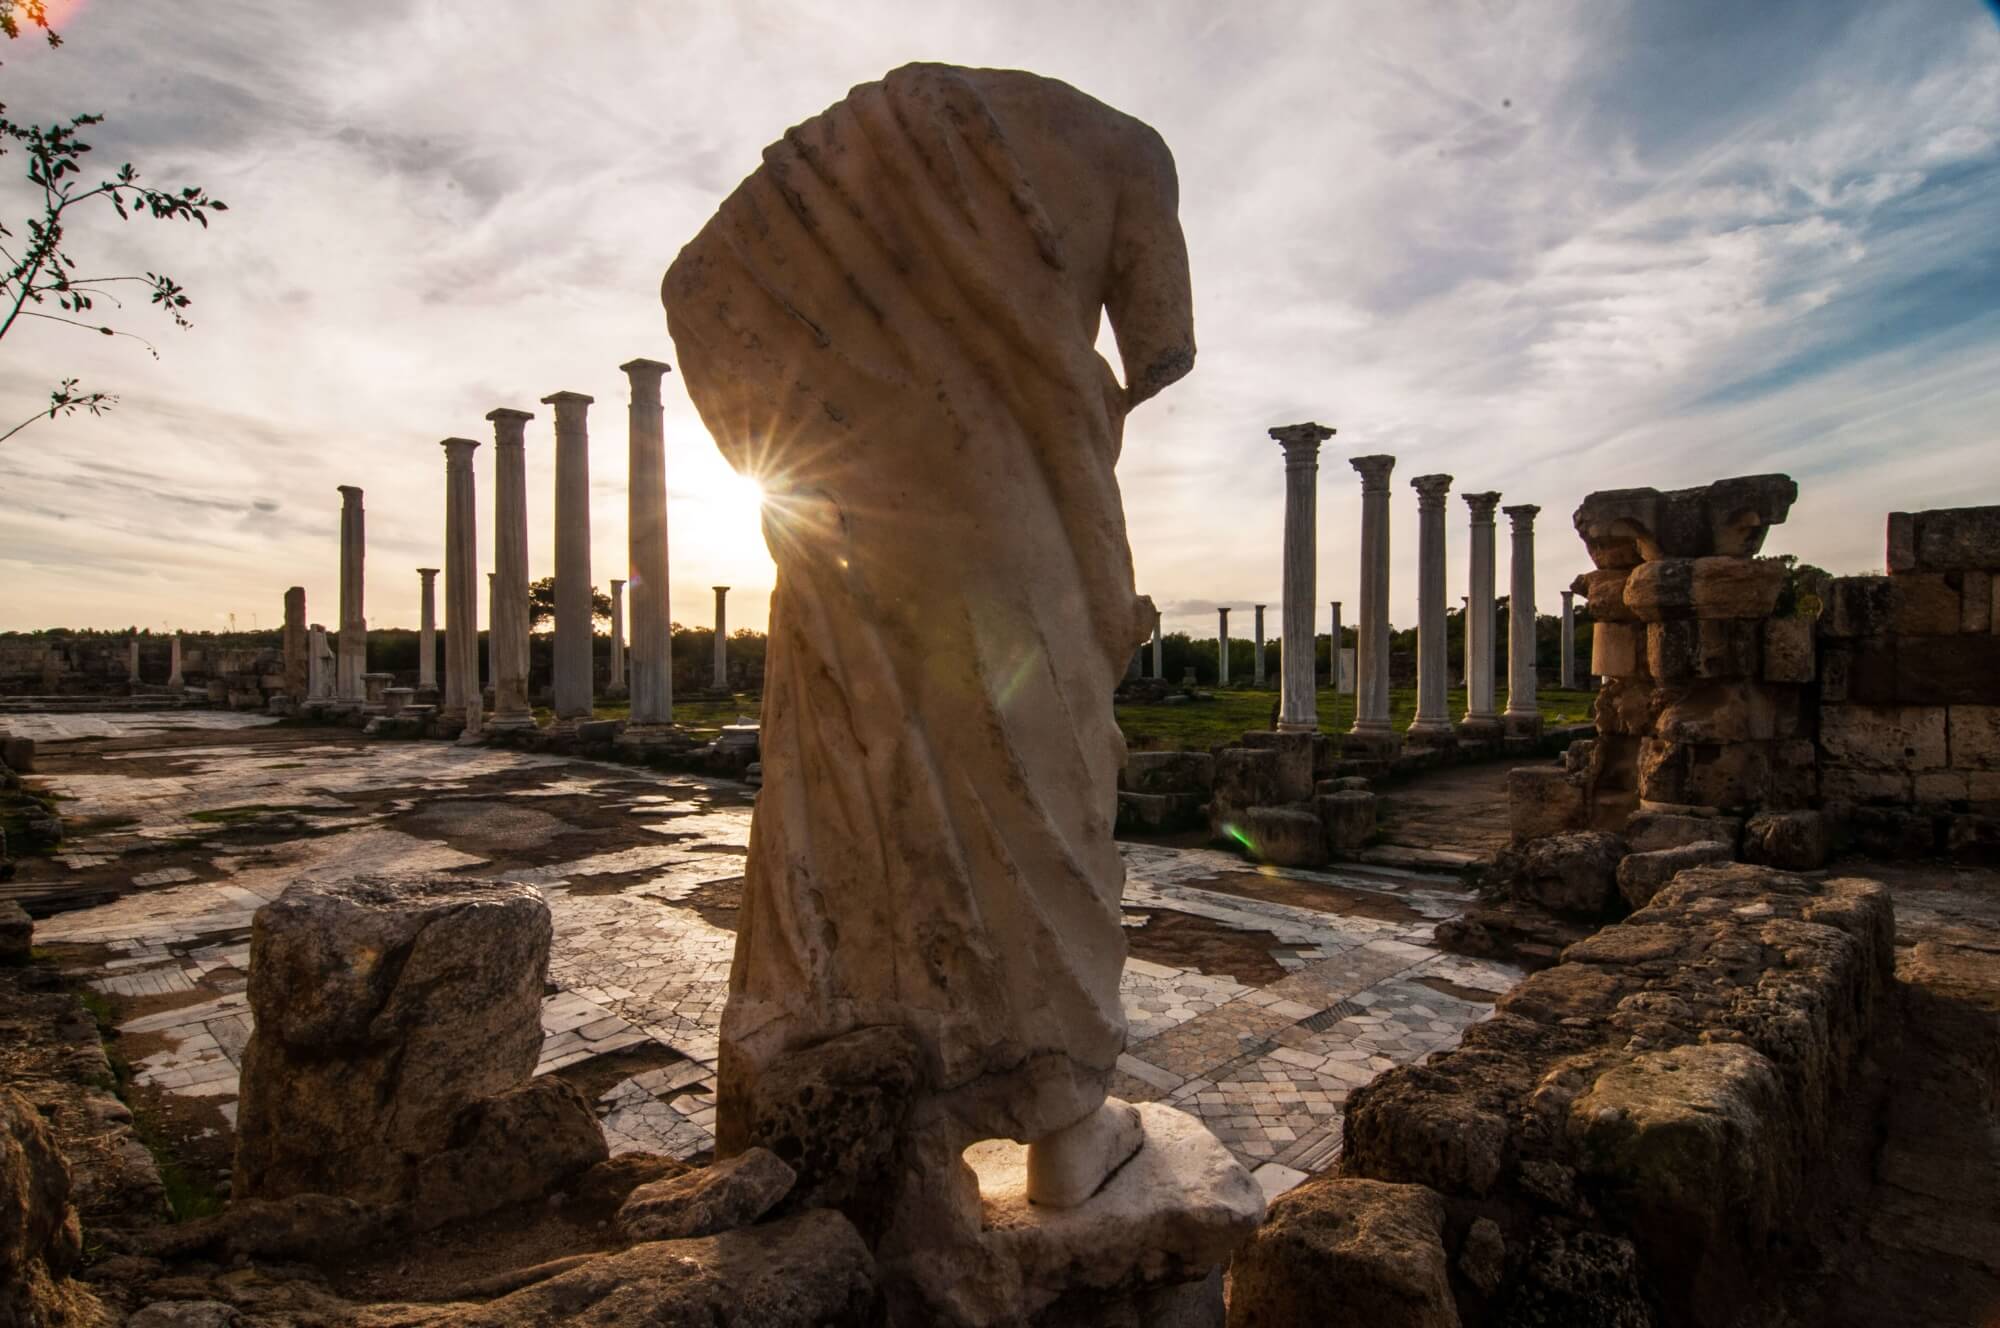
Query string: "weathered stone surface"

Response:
xmin=129 ymin=1303 xmax=243 ymax=1328
xmin=1504 ymin=766 xmax=1586 ymax=843
xmin=1577 ymin=568 xmax=1636 ymax=623
xmin=410 ymin=1076 xmax=608 ymax=1230
xmin=1891 ymin=573 xmax=1962 ymax=636
xmin=233 ymin=874 xmax=552 ymax=1206
xmin=617 ymin=1146 xmax=795 ymax=1242
xmin=1592 ymin=677 xmax=1653 ymax=736
xmin=1646 ymin=619 xmax=1760 ymax=683
xmin=1742 ymin=810 xmax=1834 ymax=871
xmin=1488 ymin=831 xmax=1624 ymax=918
xmin=1 ymin=900 xmax=30 ymax=965
xmin=731 ymin=1024 xmax=923 ymax=1242
xmin=1226 ymin=1177 xmax=1459 ymax=1328
xmin=1949 ymin=705 xmax=2000 ymax=770
xmin=1615 ymin=839 xmax=1733 ymax=909
xmin=1590 ymin=622 xmax=1643 ymax=679
xmin=1317 ymin=789 xmax=1378 ymax=852
xmin=1116 ymin=791 xmax=1204 ymax=835
xmin=423 ymin=1210 xmax=880 ymax=1328
xmin=1124 ymin=751 xmax=1214 ymax=795
xmin=1239 ymin=805 xmax=1327 ymax=868
xmin=1623 ymin=556 xmax=1785 ymax=622
xmin=1625 ymin=810 xmax=1742 ymax=853
xmin=1825 ymin=576 xmax=1897 ymax=639
xmin=1822 ymin=704 xmax=1948 ymax=771
xmin=2 ymin=1085 xmax=86 ymax=1327
xmin=1238 ymin=730 xmax=1318 ymax=802
xmin=1963 ymin=569 xmax=1994 ymax=632
xmin=1903 ymin=504 xmax=2000 ymax=573
xmin=1652 ymin=680 xmax=1789 ymax=744
xmin=1637 ymin=737 xmax=1772 ymax=810
xmin=1574 ymin=474 xmax=1796 ymax=568
xmin=1211 ymin=747 xmax=1281 ymax=821
xmin=1763 ymin=615 xmax=1816 ymax=683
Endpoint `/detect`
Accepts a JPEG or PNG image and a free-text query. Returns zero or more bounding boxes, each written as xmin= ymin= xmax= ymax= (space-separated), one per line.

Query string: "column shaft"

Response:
xmin=1560 ymin=589 xmax=1577 ymax=689
xmin=487 ymin=408 xmax=535 ymax=727
xmin=417 ymin=569 xmax=439 ymax=688
xmin=608 ymin=579 xmax=627 ymax=693
xmin=621 ymin=360 xmax=674 ymax=728
xmin=441 ymin=437 xmax=482 ymax=735
xmin=544 ymin=392 xmax=595 ymax=723
xmin=1253 ymin=605 xmax=1266 ymax=686
xmin=1348 ymin=455 xmax=1396 ymax=738
xmin=1217 ymin=608 xmax=1231 ymax=686
xmin=1150 ymin=620 xmax=1163 ymax=679
xmin=168 ymin=635 xmax=184 ymax=687
xmin=1272 ymin=422 xmax=1331 ymax=732
xmin=336 ymin=485 xmax=366 ymax=699
xmin=1462 ymin=493 xmax=1501 ymax=729
xmin=1504 ymin=504 xmax=1541 ymax=730
xmin=712 ymin=587 xmax=730 ymax=691
xmin=1408 ymin=474 xmax=1454 ymax=739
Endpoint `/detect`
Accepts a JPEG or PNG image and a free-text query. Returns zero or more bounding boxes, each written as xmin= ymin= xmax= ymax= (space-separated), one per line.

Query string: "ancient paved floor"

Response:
xmin=23 ymin=712 xmax=1520 ymax=1199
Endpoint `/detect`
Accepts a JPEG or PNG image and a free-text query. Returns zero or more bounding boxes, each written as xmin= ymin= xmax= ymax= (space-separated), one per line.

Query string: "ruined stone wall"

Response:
xmin=1817 ymin=505 xmax=1999 ymax=857
xmin=0 ymin=634 xmax=278 ymax=694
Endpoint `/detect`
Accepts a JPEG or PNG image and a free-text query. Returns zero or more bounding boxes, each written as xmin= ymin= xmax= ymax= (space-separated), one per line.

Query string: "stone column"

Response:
xmin=542 ymin=392 xmax=594 ymax=725
xmin=621 ymin=359 xmax=674 ymax=731
xmin=1560 ymin=588 xmax=1577 ymax=689
xmin=441 ymin=437 xmax=483 ymax=737
xmin=1504 ymin=504 xmax=1542 ymax=736
xmin=1271 ymin=421 xmax=1331 ymax=732
xmin=1252 ymin=605 xmax=1266 ymax=686
xmin=1328 ymin=601 xmax=1342 ymax=688
xmin=1348 ymin=455 xmax=1396 ymax=744
xmin=484 ymin=572 xmax=496 ymax=690
xmin=336 ymin=485 xmax=367 ymax=700
xmin=307 ymin=626 xmax=330 ymax=700
xmin=282 ymin=587 xmax=307 ymax=703
xmin=127 ymin=635 xmax=141 ymax=683
xmin=712 ymin=586 xmax=730 ymax=691
xmin=1408 ymin=474 xmax=1454 ymax=742
xmin=1150 ymin=619 xmax=1163 ymax=680
xmin=417 ymin=568 xmax=440 ymax=689
xmin=1460 ymin=492 xmax=1501 ymax=735
xmin=1216 ymin=607 xmax=1231 ymax=686
xmin=608 ymin=579 xmax=627 ymax=696
xmin=486 ymin=408 xmax=535 ymax=729
xmin=168 ymin=635 xmax=184 ymax=688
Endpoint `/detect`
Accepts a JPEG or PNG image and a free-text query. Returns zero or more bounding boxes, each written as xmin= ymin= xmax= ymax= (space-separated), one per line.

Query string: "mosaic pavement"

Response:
xmin=24 ymin=712 xmax=1521 ymax=1197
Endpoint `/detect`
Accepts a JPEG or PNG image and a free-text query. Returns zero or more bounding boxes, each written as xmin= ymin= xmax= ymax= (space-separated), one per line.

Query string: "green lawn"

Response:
xmin=1117 ymin=686 xmax=1597 ymax=752
xmin=541 ymin=692 xmax=763 ymax=736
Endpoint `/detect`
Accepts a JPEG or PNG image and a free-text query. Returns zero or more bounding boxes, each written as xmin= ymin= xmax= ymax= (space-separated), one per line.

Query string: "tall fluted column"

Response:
xmin=608 ymin=579 xmax=627 ymax=695
xmin=336 ymin=485 xmax=366 ymax=700
xmin=1348 ymin=454 xmax=1396 ymax=743
xmin=1272 ymin=422 xmax=1331 ymax=732
xmin=441 ymin=436 xmax=482 ymax=736
xmin=1504 ymin=504 xmax=1542 ymax=736
xmin=1461 ymin=492 xmax=1501 ymax=734
xmin=1560 ymin=589 xmax=1577 ymax=689
xmin=1150 ymin=619 xmax=1163 ymax=679
xmin=1217 ymin=607 xmax=1231 ymax=686
xmin=1252 ymin=605 xmax=1266 ymax=686
xmin=621 ymin=359 xmax=674 ymax=730
xmin=168 ymin=635 xmax=184 ymax=687
xmin=543 ymin=391 xmax=594 ymax=724
xmin=712 ymin=586 xmax=730 ymax=691
xmin=417 ymin=568 xmax=439 ymax=688
xmin=486 ymin=408 xmax=535 ymax=729
xmin=1328 ymin=601 xmax=1343 ymax=689
xmin=1408 ymin=474 xmax=1455 ymax=741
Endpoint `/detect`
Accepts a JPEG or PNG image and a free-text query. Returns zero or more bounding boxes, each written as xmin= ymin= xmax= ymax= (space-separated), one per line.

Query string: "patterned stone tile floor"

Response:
xmin=23 ymin=712 xmax=1521 ymax=1197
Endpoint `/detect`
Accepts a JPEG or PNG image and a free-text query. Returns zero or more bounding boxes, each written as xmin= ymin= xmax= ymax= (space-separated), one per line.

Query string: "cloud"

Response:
xmin=0 ymin=0 xmax=1996 ymax=640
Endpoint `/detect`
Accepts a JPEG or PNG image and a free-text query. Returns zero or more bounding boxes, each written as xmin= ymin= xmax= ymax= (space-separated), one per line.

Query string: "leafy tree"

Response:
xmin=0 ymin=0 xmax=227 ymax=443
xmin=527 ymin=576 xmax=612 ymax=629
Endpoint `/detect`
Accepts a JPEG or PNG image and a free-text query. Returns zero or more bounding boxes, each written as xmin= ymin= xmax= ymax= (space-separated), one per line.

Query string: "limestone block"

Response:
xmin=1820 ymin=704 xmax=1948 ymax=771
xmin=1889 ymin=635 xmax=2000 ymax=705
xmin=1824 ymin=577 xmax=1895 ymax=639
xmin=426 ymin=1210 xmax=880 ymax=1327
xmin=1637 ymin=738 xmax=1771 ymax=810
xmin=1961 ymin=570 xmax=1993 ymax=632
xmin=618 ymin=1147 xmax=796 ymax=1242
xmin=1225 ymin=1177 xmax=1459 ymax=1328
xmin=0 ymin=735 xmax=35 ymax=774
xmin=1646 ymin=620 xmax=1758 ymax=683
xmin=409 ymin=1076 xmax=608 ymax=1231
xmin=1908 ymin=504 xmax=2000 ymax=572
xmin=1491 ymin=831 xmax=1624 ymax=918
xmin=1117 ymin=791 xmax=1168 ymax=833
xmin=1240 ymin=805 xmax=1328 ymax=868
xmin=1762 ymin=617 xmax=1815 ymax=683
xmin=1318 ymin=789 xmax=1379 ymax=852
xmin=1572 ymin=475 xmax=1795 ymax=567
xmin=2 ymin=1086 xmax=85 ymax=1327
xmin=1913 ymin=770 xmax=1970 ymax=804
xmin=1591 ymin=621 xmax=1644 ymax=679
xmin=1211 ymin=747 xmax=1280 ymax=819
xmin=1616 ymin=841 xmax=1733 ymax=910
xmin=1579 ymin=568 xmax=1636 ymax=623
xmin=1741 ymin=811 xmax=1833 ymax=871
xmin=1625 ymin=811 xmax=1743 ymax=854
xmin=233 ymin=875 xmax=552 ymax=1206
xmin=128 ymin=1302 xmax=241 ymax=1328
xmin=1623 ymin=556 xmax=1786 ymax=622
xmin=1124 ymin=750 xmax=1215 ymax=796
xmin=1819 ymin=766 xmax=1911 ymax=805
xmin=1592 ymin=676 xmax=1654 ymax=736
xmin=1505 ymin=767 xmax=1586 ymax=843
xmin=1969 ymin=771 xmax=2000 ymax=807
xmin=1846 ymin=806 xmax=1938 ymax=856
xmin=1652 ymin=681 xmax=1782 ymax=744
xmin=1767 ymin=739 xmax=1818 ymax=808
xmin=1946 ymin=813 xmax=2000 ymax=856
xmin=1890 ymin=572 xmax=1962 ymax=636
xmin=1239 ymin=730 xmax=1318 ymax=802
xmin=1887 ymin=510 xmax=1917 ymax=574
xmin=0 ymin=901 xmax=29 ymax=966
xmin=1947 ymin=706 xmax=2000 ymax=769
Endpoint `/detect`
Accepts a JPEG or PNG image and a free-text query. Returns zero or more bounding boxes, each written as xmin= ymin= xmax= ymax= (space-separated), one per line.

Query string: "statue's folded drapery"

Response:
xmin=665 ymin=63 xmax=1192 ymax=1148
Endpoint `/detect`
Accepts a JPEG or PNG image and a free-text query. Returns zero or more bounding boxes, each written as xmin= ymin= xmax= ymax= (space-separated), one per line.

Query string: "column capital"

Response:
xmin=417 ymin=567 xmax=439 ymax=580
xmin=1270 ymin=421 xmax=1334 ymax=453
xmin=485 ymin=407 xmax=535 ymax=424
xmin=337 ymin=484 xmax=363 ymax=504
xmin=1463 ymin=490 xmax=1502 ymax=521
xmin=619 ymin=357 xmax=673 ymax=379
xmin=1217 ymin=605 xmax=1231 ymax=618
xmin=1561 ymin=588 xmax=1575 ymax=605
xmin=611 ymin=578 xmax=626 ymax=591
xmin=1411 ymin=473 xmax=1453 ymax=508
xmin=541 ymin=391 xmax=595 ymax=422
xmin=1504 ymin=503 xmax=1541 ymax=529
xmin=713 ymin=585 xmax=731 ymax=594
xmin=1349 ymin=454 xmax=1396 ymax=491
xmin=440 ymin=436 xmax=480 ymax=464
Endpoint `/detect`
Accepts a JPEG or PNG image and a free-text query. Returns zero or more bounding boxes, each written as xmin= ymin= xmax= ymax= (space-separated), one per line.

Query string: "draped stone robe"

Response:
xmin=664 ymin=63 xmax=1194 ymax=1150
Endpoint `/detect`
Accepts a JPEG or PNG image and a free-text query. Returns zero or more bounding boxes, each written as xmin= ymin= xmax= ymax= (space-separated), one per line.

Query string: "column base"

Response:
xmin=1403 ymin=720 xmax=1457 ymax=749
xmin=1275 ymin=717 xmax=1319 ymax=735
xmin=1502 ymin=710 xmax=1545 ymax=739
xmin=1457 ymin=714 xmax=1503 ymax=740
xmin=1341 ymin=729 xmax=1402 ymax=761
xmin=486 ymin=712 xmax=538 ymax=732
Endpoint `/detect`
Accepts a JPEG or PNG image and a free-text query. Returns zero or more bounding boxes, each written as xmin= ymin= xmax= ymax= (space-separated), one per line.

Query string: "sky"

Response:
xmin=1 ymin=0 xmax=1997 ymax=638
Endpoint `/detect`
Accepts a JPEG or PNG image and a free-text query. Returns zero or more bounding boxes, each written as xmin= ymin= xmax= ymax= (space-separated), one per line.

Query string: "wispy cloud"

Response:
xmin=0 ymin=0 xmax=1995 ymax=634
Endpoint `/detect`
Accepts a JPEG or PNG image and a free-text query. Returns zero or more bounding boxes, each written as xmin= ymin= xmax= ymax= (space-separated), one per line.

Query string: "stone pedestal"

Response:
xmin=487 ymin=408 xmax=537 ymax=730
xmin=544 ymin=392 xmax=595 ymax=725
xmin=360 ymin=672 xmax=393 ymax=714
xmin=621 ymin=359 xmax=675 ymax=732
xmin=417 ymin=568 xmax=439 ymax=690
xmin=1461 ymin=492 xmax=1502 ymax=737
xmin=337 ymin=485 xmax=367 ymax=701
xmin=1503 ymin=504 xmax=1543 ymax=738
xmin=1272 ymin=422 xmax=1331 ymax=732
xmin=1407 ymin=474 xmax=1454 ymax=744
xmin=607 ymin=578 xmax=627 ymax=697
xmin=441 ymin=436 xmax=482 ymax=737
xmin=712 ymin=585 xmax=730 ymax=692
xmin=1348 ymin=455 xmax=1397 ymax=753
xmin=1216 ymin=607 xmax=1231 ymax=686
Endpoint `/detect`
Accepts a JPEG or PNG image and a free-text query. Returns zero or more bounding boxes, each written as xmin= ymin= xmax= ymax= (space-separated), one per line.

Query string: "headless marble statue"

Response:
xmin=664 ymin=62 xmax=1193 ymax=1207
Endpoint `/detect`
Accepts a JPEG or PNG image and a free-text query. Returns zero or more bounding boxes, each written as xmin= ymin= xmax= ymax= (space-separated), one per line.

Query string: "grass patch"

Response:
xmin=527 ymin=692 xmax=762 ymax=736
xmin=1117 ymin=685 xmax=1598 ymax=752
